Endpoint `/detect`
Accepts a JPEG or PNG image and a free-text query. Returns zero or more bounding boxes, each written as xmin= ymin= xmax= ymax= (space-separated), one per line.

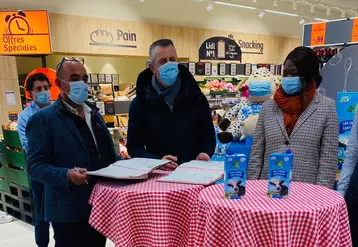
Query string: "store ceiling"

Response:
xmin=0 ymin=0 xmax=357 ymax=38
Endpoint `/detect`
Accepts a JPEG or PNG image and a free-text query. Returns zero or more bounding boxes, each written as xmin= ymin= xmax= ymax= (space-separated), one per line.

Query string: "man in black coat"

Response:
xmin=127 ymin=39 xmax=215 ymax=168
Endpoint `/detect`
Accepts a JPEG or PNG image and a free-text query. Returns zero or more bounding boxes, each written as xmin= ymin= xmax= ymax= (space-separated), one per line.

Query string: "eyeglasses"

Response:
xmin=56 ymin=57 xmax=85 ymax=74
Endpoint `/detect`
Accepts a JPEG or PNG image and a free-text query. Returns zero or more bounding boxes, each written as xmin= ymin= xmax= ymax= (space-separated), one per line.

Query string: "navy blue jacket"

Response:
xmin=127 ymin=65 xmax=216 ymax=165
xmin=26 ymin=99 xmax=118 ymax=223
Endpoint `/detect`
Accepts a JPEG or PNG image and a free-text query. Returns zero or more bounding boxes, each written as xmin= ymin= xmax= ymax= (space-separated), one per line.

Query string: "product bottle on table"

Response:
xmin=224 ymin=153 xmax=247 ymax=199
xmin=268 ymin=150 xmax=293 ymax=199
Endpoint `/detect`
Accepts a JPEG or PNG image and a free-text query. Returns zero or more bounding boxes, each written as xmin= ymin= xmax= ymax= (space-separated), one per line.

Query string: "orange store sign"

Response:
xmin=0 ymin=10 xmax=52 ymax=55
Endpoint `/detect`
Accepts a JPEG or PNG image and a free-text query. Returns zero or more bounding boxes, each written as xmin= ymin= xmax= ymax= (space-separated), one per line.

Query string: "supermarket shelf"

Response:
xmin=194 ymin=75 xmax=249 ymax=81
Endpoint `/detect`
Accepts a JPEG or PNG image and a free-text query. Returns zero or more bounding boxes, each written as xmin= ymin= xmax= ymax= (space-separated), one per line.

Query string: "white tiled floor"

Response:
xmin=0 ymin=220 xmax=115 ymax=247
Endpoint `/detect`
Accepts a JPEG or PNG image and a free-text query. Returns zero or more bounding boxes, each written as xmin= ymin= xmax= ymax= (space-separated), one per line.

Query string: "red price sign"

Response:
xmin=352 ymin=18 xmax=358 ymax=42
xmin=311 ymin=22 xmax=326 ymax=46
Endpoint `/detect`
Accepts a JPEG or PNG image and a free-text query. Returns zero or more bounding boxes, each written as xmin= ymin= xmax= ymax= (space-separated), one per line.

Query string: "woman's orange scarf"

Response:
xmin=274 ymin=83 xmax=316 ymax=135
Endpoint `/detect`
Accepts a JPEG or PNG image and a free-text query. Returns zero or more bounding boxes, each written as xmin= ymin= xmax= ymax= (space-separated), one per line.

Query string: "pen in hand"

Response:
xmin=74 ymin=167 xmax=89 ymax=185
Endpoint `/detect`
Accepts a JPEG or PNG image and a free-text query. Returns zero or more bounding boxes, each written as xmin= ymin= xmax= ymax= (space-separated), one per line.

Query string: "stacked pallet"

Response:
xmin=0 ymin=127 xmax=33 ymax=224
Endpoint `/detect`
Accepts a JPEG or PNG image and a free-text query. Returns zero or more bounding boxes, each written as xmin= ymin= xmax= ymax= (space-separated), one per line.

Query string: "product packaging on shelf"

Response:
xmin=224 ymin=154 xmax=247 ymax=199
xmin=268 ymin=151 xmax=293 ymax=199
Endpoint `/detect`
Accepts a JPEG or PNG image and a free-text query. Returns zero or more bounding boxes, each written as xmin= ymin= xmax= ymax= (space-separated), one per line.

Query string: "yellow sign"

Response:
xmin=0 ymin=10 xmax=51 ymax=55
xmin=310 ymin=22 xmax=326 ymax=46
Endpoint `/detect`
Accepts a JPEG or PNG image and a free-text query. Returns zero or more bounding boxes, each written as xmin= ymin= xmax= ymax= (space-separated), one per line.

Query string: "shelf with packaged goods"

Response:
xmin=194 ymin=75 xmax=249 ymax=82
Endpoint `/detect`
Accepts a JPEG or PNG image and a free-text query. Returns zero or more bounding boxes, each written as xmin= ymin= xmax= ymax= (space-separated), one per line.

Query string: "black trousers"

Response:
xmin=52 ymin=220 xmax=106 ymax=247
xmin=346 ymin=199 xmax=358 ymax=246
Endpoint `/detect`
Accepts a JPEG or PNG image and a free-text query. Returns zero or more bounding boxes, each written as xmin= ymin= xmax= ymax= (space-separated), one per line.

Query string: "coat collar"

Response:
xmin=53 ymin=99 xmax=99 ymax=150
xmin=276 ymin=93 xmax=319 ymax=140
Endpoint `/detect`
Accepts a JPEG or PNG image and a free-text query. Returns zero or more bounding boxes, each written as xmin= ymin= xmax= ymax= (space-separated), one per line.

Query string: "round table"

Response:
xmin=89 ymin=170 xmax=204 ymax=247
xmin=189 ymin=180 xmax=352 ymax=247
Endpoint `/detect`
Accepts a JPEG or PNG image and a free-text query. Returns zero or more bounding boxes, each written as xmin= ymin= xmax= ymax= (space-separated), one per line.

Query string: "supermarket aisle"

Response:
xmin=0 ymin=220 xmax=115 ymax=247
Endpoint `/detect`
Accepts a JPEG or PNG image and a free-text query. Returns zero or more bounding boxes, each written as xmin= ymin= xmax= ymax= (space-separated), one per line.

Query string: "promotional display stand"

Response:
xmin=336 ymin=92 xmax=358 ymax=180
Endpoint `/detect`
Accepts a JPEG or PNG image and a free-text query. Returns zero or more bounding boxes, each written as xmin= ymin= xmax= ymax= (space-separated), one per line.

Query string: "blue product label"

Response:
xmin=224 ymin=154 xmax=247 ymax=199
xmin=241 ymin=103 xmax=263 ymax=120
xmin=268 ymin=153 xmax=293 ymax=199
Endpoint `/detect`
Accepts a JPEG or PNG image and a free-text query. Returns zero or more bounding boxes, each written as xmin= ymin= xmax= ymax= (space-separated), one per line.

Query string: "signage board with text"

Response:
xmin=199 ymin=37 xmax=242 ymax=61
xmin=303 ymin=18 xmax=358 ymax=47
xmin=0 ymin=10 xmax=52 ymax=55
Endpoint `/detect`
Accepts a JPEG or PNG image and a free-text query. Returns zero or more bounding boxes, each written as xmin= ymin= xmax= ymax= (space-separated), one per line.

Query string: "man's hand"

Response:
xmin=122 ymin=154 xmax=131 ymax=160
xmin=196 ymin=153 xmax=211 ymax=161
xmin=68 ymin=168 xmax=88 ymax=185
xmin=161 ymin=155 xmax=178 ymax=171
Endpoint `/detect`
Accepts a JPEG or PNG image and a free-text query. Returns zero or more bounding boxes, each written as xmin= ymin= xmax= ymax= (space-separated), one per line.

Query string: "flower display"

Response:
xmin=239 ymin=85 xmax=250 ymax=98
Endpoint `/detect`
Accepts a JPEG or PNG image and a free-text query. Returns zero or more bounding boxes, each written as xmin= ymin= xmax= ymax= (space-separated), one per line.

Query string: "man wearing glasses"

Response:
xmin=26 ymin=58 xmax=121 ymax=247
xmin=17 ymin=73 xmax=51 ymax=247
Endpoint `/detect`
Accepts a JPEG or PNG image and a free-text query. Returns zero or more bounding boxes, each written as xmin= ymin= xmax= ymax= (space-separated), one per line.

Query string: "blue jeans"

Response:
xmin=31 ymin=180 xmax=50 ymax=247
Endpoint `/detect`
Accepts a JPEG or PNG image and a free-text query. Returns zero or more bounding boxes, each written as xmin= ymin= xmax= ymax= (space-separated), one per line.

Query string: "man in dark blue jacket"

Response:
xmin=127 ymin=39 xmax=215 ymax=167
xmin=26 ymin=58 xmax=120 ymax=247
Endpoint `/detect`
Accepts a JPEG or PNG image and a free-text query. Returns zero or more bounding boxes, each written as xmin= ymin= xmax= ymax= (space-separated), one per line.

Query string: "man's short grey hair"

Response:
xmin=149 ymin=39 xmax=175 ymax=63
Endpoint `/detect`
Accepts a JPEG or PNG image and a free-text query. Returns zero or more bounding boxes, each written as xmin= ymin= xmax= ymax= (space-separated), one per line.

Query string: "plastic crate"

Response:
xmin=0 ymin=152 xmax=6 ymax=167
xmin=2 ymin=128 xmax=22 ymax=148
xmin=0 ymin=165 xmax=7 ymax=179
xmin=5 ymin=148 xmax=26 ymax=168
xmin=7 ymin=166 xmax=30 ymax=189
xmin=0 ymin=179 xmax=10 ymax=193
xmin=0 ymin=142 xmax=6 ymax=166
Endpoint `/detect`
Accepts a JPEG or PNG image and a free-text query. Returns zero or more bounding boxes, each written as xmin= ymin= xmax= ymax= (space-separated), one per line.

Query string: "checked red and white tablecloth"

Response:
xmin=189 ymin=180 xmax=352 ymax=247
xmin=89 ymin=170 xmax=204 ymax=247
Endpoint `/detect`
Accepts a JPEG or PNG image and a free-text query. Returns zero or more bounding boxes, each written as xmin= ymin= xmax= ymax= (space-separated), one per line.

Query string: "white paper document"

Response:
xmin=157 ymin=160 xmax=224 ymax=185
xmin=86 ymin=158 xmax=169 ymax=180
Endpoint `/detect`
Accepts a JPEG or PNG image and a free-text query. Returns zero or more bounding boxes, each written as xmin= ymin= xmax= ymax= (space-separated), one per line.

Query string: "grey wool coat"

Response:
xmin=247 ymin=94 xmax=338 ymax=188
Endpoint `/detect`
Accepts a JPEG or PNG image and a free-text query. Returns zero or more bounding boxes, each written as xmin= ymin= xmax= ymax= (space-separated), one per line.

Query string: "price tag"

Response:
xmin=352 ymin=18 xmax=358 ymax=42
xmin=215 ymin=95 xmax=222 ymax=99
xmin=310 ymin=22 xmax=326 ymax=46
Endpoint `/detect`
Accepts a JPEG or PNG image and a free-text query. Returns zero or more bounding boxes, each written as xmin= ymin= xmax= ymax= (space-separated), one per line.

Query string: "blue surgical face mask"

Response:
xmin=35 ymin=91 xmax=50 ymax=105
xmin=60 ymin=80 xmax=89 ymax=105
xmin=248 ymin=81 xmax=272 ymax=97
xmin=282 ymin=77 xmax=302 ymax=95
xmin=157 ymin=62 xmax=179 ymax=86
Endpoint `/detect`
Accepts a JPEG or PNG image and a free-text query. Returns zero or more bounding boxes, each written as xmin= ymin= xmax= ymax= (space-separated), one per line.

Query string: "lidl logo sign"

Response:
xmin=0 ymin=10 xmax=52 ymax=55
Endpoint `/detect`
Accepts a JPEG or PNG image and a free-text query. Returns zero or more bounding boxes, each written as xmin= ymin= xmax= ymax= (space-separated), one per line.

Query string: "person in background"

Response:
xmin=94 ymin=90 xmax=115 ymax=127
xmin=94 ymin=91 xmax=105 ymax=101
xmin=248 ymin=46 xmax=338 ymax=188
xmin=17 ymin=72 xmax=51 ymax=247
xmin=127 ymin=39 xmax=215 ymax=168
xmin=337 ymin=111 xmax=358 ymax=246
xmin=26 ymin=58 xmax=122 ymax=247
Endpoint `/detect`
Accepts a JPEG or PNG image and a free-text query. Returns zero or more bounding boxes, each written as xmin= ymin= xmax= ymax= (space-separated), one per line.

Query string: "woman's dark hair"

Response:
xmin=26 ymin=73 xmax=51 ymax=94
xmin=284 ymin=46 xmax=323 ymax=88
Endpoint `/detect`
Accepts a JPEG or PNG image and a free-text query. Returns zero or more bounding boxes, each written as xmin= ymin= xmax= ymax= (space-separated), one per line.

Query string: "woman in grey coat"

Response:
xmin=248 ymin=47 xmax=338 ymax=188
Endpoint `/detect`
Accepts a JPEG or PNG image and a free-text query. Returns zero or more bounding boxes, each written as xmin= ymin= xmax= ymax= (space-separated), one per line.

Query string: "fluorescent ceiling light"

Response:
xmin=258 ymin=11 xmax=265 ymax=18
xmin=206 ymin=3 xmax=214 ymax=11
xmin=314 ymin=18 xmax=328 ymax=22
xmin=326 ymin=8 xmax=331 ymax=15
xmin=215 ymin=1 xmax=256 ymax=10
xmin=293 ymin=1 xmax=297 ymax=10
xmin=265 ymin=9 xmax=298 ymax=17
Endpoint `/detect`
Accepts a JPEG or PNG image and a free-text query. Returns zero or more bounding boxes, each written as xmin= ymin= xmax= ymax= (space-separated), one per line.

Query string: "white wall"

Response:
xmin=0 ymin=0 xmax=314 ymax=38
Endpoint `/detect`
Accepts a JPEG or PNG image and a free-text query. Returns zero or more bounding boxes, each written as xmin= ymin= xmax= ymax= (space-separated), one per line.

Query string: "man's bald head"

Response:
xmin=56 ymin=60 xmax=87 ymax=81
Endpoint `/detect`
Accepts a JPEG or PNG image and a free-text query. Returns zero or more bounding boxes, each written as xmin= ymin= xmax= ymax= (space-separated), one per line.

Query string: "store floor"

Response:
xmin=0 ymin=220 xmax=115 ymax=247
